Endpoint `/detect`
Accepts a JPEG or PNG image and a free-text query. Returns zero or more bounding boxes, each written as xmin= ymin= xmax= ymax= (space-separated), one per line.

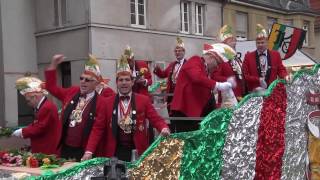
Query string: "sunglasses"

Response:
xmin=80 ymin=76 xmax=95 ymax=82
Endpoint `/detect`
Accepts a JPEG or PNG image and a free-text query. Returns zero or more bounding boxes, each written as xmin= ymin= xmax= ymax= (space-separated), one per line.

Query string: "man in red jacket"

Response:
xmin=153 ymin=37 xmax=187 ymax=117
xmin=211 ymin=25 xmax=246 ymax=106
xmin=170 ymin=43 xmax=236 ymax=132
xmin=124 ymin=46 xmax=152 ymax=97
xmin=44 ymin=54 xmax=108 ymax=161
xmin=242 ymin=24 xmax=288 ymax=93
xmin=13 ymin=76 xmax=61 ymax=156
xmin=81 ymin=55 xmax=170 ymax=162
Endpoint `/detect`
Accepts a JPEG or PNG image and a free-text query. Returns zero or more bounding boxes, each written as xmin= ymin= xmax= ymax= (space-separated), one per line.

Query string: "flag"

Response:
xmin=268 ymin=23 xmax=306 ymax=60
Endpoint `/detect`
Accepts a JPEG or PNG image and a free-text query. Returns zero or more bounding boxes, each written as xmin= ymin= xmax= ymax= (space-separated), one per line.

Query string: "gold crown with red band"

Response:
xmin=203 ymin=43 xmax=236 ymax=62
xmin=117 ymin=54 xmax=132 ymax=76
xmin=256 ymin=24 xmax=268 ymax=40
xmin=219 ymin=25 xmax=234 ymax=43
xmin=16 ymin=76 xmax=48 ymax=96
xmin=84 ymin=54 xmax=101 ymax=81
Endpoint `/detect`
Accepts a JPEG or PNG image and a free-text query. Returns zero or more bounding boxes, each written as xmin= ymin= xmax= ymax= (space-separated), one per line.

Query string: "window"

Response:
xmin=303 ymin=21 xmax=309 ymax=46
xmin=267 ymin=17 xmax=277 ymax=33
xmin=60 ymin=61 xmax=71 ymax=88
xmin=180 ymin=1 xmax=190 ymax=33
xmin=195 ymin=3 xmax=204 ymax=35
xmin=235 ymin=11 xmax=248 ymax=40
xmin=283 ymin=19 xmax=293 ymax=26
xmin=17 ymin=91 xmax=34 ymax=126
xmin=54 ymin=0 xmax=68 ymax=26
xmin=130 ymin=0 xmax=146 ymax=27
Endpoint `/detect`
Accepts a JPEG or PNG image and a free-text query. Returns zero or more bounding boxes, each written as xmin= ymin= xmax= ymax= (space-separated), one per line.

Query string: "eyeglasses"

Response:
xmin=80 ymin=76 xmax=95 ymax=82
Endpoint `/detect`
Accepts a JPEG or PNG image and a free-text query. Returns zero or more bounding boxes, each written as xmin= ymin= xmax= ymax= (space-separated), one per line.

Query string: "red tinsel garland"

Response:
xmin=254 ymin=83 xmax=287 ymax=179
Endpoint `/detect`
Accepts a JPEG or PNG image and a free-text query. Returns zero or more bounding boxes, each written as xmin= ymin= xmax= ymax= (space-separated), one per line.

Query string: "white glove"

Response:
xmin=259 ymin=78 xmax=267 ymax=89
xmin=215 ymin=82 xmax=232 ymax=92
xmin=227 ymin=76 xmax=237 ymax=88
xmin=12 ymin=129 xmax=23 ymax=138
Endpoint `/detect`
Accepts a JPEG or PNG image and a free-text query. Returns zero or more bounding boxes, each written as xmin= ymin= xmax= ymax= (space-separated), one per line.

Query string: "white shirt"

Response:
xmin=172 ymin=58 xmax=186 ymax=83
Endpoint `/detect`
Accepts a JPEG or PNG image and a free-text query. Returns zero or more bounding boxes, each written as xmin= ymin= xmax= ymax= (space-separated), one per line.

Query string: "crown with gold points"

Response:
xmin=176 ymin=36 xmax=185 ymax=49
xmin=219 ymin=25 xmax=234 ymax=43
xmin=256 ymin=24 xmax=268 ymax=40
xmin=117 ymin=54 xmax=132 ymax=76
xmin=16 ymin=75 xmax=47 ymax=96
xmin=84 ymin=54 xmax=101 ymax=81
xmin=124 ymin=45 xmax=134 ymax=60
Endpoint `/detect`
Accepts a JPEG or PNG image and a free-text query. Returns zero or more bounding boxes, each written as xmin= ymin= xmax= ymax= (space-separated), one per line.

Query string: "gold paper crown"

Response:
xmin=117 ymin=55 xmax=131 ymax=76
xmin=124 ymin=45 xmax=134 ymax=59
xmin=219 ymin=25 xmax=234 ymax=42
xmin=203 ymin=43 xmax=236 ymax=62
xmin=176 ymin=36 xmax=185 ymax=49
xmin=84 ymin=54 xmax=101 ymax=81
xmin=16 ymin=76 xmax=47 ymax=96
xmin=256 ymin=24 xmax=268 ymax=39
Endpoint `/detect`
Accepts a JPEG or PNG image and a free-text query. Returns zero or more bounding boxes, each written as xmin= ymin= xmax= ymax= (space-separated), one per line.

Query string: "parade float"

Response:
xmin=0 ymin=64 xmax=318 ymax=179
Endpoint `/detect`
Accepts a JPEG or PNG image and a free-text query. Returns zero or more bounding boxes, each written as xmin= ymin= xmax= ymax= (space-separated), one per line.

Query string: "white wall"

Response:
xmin=1 ymin=0 xmax=37 ymax=126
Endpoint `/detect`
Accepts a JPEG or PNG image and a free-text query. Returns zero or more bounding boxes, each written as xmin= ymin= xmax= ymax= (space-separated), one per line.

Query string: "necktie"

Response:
xmin=120 ymin=96 xmax=130 ymax=101
xmin=80 ymin=94 xmax=87 ymax=99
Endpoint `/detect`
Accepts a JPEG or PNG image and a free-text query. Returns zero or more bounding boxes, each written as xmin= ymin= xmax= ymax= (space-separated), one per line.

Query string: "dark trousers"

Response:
xmin=170 ymin=111 xmax=199 ymax=133
xmin=115 ymin=144 xmax=134 ymax=162
xmin=61 ymin=144 xmax=84 ymax=162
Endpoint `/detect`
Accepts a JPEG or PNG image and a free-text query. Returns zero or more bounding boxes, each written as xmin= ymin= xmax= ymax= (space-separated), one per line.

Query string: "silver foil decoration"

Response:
xmin=59 ymin=164 xmax=104 ymax=180
xmin=281 ymin=71 xmax=320 ymax=180
xmin=221 ymin=97 xmax=264 ymax=180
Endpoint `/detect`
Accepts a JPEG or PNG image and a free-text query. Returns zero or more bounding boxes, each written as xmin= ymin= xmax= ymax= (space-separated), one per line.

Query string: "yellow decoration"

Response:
xmin=128 ymin=138 xmax=184 ymax=179
xmin=42 ymin=158 xmax=51 ymax=165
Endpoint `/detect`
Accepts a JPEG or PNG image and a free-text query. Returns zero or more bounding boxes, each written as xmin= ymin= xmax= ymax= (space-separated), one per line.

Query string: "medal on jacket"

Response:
xmin=69 ymin=97 xmax=89 ymax=127
xmin=118 ymin=99 xmax=135 ymax=133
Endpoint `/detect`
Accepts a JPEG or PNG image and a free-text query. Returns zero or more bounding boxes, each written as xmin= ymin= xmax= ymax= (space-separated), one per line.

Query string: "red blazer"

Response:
xmin=22 ymin=99 xmax=61 ymax=156
xmin=242 ymin=50 xmax=287 ymax=92
xmin=153 ymin=61 xmax=176 ymax=94
xmin=100 ymin=87 xmax=115 ymax=98
xmin=132 ymin=60 xmax=152 ymax=97
xmin=44 ymin=69 xmax=108 ymax=148
xmin=211 ymin=62 xmax=245 ymax=100
xmin=85 ymin=93 xmax=169 ymax=157
xmin=171 ymin=55 xmax=216 ymax=117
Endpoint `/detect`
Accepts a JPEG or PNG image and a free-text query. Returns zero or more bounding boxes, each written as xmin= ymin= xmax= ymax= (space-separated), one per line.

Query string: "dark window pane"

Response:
xmin=185 ymin=23 xmax=188 ymax=32
xmin=138 ymin=0 xmax=144 ymax=4
xmin=138 ymin=4 xmax=144 ymax=14
xmin=199 ymin=25 xmax=202 ymax=33
xmin=139 ymin=15 xmax=144 ymax=25
xmin=131 ymin=3 xmax=135 ymax=14
xmin=184 ymin=3 xmax=188 ymax=12
xmin=131 ymin=14 xmax=136 ymax=24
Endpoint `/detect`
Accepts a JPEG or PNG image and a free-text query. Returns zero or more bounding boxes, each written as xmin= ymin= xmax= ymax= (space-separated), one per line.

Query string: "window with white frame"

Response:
xmin=130 ymin=0 xmax=146 ymax=27
xmin=180 ymin=1 xmax=190 ymax=33
xmin=235 ymin=11 xmax=248 ymax=40
xmin=303 ymin=21 xmax=309 ymax=46
xmin=267 ymin=17 xmax=277 ymax=33
xmin=283 ymin=19 xmax=293 ymax=26
xmin=195 ymin=3 xmax=204 ymax=35
xmin=54 ymin=0 xmax=68 ymax=26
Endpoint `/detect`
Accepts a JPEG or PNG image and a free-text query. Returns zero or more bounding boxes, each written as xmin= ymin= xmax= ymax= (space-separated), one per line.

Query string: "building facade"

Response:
xmin=223 ymin=0 xmax=318 ymax=59
xmin=310 ymin=0 xmax=320 ymax=61
xmin=0 ymin=0 xmax=224 ymax=126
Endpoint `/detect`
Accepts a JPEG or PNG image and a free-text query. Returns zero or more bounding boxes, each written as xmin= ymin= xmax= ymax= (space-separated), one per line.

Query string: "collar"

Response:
xmin=36 ymin=96 xmax=46 ymax=110
xmin=119 ymin=91 xmax=132 ymax=98
xmin=176 ymin=58 xmax=185 ymax=64
xmin=83 ymin=91 xmax=95 ymax=101
xmin=258 ymin=49 xmax=268 ymax=56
